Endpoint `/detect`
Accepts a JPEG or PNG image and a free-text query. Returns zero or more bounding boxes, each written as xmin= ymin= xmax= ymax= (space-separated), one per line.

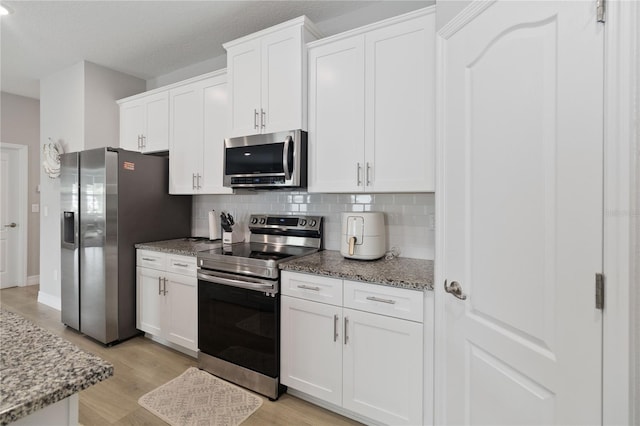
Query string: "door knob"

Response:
xmin=444 ymin=279 xmax=467 ymax=300
xmin=4 ymin=222 xmax=16 ymax=228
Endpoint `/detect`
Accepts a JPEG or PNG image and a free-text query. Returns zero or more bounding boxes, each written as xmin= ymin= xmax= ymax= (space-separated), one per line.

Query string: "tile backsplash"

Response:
xmin=192 ymin=191 xmax=434 ymax=260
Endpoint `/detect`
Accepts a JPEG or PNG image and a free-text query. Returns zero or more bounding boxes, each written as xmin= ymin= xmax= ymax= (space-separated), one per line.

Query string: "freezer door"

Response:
xmin=79 ymin=148 xmax=119 ymax=344
xmin=60 ymin=152 xmax=80 ymax=331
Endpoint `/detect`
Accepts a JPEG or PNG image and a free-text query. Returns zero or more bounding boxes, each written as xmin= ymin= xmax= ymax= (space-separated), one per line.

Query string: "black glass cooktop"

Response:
xmin=199 ymin=242 xmax=318 ymax=263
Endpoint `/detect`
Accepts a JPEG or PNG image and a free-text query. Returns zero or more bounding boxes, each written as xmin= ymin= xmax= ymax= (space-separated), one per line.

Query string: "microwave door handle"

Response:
xmin=282 ymin=136 xmax=292 ymax=180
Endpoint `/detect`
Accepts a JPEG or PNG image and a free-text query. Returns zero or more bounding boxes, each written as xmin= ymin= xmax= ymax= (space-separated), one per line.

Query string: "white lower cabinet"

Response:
xmin=281 ymin=296 xmax=343 ymax=405
xmin=281 ymin=271 xmax=424 ymax=425
xmin=136 ymin=250 xmax=198 ymax=352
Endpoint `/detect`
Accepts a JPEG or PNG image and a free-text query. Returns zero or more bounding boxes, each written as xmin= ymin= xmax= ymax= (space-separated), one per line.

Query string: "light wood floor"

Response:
xmin=0 ymin=285 xmax=362 ymax=426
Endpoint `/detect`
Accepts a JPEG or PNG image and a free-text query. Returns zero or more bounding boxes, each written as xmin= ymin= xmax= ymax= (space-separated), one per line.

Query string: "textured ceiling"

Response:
xmin=1 ymin=1 xmax=429 ymax=99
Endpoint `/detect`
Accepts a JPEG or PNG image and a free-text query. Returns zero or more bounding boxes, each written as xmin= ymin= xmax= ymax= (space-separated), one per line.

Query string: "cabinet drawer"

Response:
xmin=137 ymin=250 xmax=166 ymax=270
xmin=166 ymin=254 xmax=197 ymax=276
xmin=343 ymin=280 xmax=423 ymax=322
xmin=281 ymin=271 xmax=343 ymax=306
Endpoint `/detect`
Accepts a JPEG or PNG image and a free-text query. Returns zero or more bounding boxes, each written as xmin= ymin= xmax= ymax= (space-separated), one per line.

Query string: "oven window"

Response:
xmin=198 ymin=281 xmax=279 ymax=378
xmin=225 ymin=143 xmax=285 ymax=175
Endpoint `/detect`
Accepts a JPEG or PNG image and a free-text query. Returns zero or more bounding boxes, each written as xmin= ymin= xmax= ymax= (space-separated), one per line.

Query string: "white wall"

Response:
xmin=39 ymin=63 xmax=84 ymax=309
xmin=84 ymin=62 xmax=146 ymax=150
xmin=193 ymin=191 xmax=435 ymax=260
xmin=436 ymin=0 xmax=472 ymax=30
xmin=1 ymin=92 xmax=40 ymax=281
xmin=147 ymin=1 xmax=432 ymax=90
xmin=38 ymin=61 xmax=145 ymax=309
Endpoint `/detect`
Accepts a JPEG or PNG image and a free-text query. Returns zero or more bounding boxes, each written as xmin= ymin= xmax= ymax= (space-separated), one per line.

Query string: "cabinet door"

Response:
xmin=261 ymin=26 xmax=303 ymax=134
xmin=136 ymin=266 xmax=163 ymax=336
xmin=343 ymin=308 xmax=423 ymax=425
xmin=281 ymin=296 xmax=343 ymax=406
xmin=169 ymin=83 xmax=202 ymax=194
xmin=227 ymin=39 xmax=262 ymax=137
xmin=164 ymin=272 xmax=198 ymax=351
xmin=308 ymin=36 xmax=365 ymax=193
xmin=202 ymin=77 xmax=233 ymax=194
xmin=364 ymin=14 xmax=435 ymax=192
xmin=120 ymin=101 xmax=145 ymax=152
xmin=143 ymin=91 xmax=169 ymax=152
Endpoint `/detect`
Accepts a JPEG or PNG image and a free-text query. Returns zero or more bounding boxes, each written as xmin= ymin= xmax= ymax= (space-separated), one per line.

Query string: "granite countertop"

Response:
xmin=0 ymin=309 xmax=113 ymax=425
xmin=280 ymin=250 xmax=434 ymax=291
xmin=135 ymin=237 xmax=222 ymax=256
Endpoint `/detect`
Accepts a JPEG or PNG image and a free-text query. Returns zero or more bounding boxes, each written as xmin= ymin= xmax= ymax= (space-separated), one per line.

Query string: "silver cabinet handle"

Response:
xmin=260 ymin=108 xmax=266 ymax=129
xmin=137 ymin=135 xmax=141 ymax=150
xmin=142 ymin=257 xmax=156 ymax=262
xmin=444 ymin=279 xmax=467 ymax=300
xmin=192 ymin=173 xmax=196 ymax=190
xmin=297 ymin=284 xmax=320 ymax=291
xmin=344 ymin=316 xmax=349 ymax=345
xmin=141 ymin=135 xmax=146 ymax=149
xmin=158 ymin=277 xmax=162 ymax=295
xmin=366 ymin=162 xmax=371 ymax=186
xmin=4 ymin=222 xmax=17 ymax=228
xmin=334 ymin=314 xmax=339 ymax=342
xmin=163 ymin=277 xmax=168 ymax=295
xmin=356 ymin=163 xmax=362 ymax=186
xmin=254 ymin=109 xmax=259 ymax=129
xmin=366 ymin=296 xmax=396 ymax=304
xmin=173 ymin=262 xmax=190 ymax=268
xmin=197 ymin=173 xmax=202 ymax=189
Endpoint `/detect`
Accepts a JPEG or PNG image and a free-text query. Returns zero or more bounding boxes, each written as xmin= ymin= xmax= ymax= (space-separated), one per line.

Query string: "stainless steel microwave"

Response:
xmin=223 ymin=130 xmax=307 ymax=188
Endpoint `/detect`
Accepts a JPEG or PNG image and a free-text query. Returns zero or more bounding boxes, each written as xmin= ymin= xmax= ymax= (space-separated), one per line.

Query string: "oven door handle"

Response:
xmin=198 ymin=271 xmax=275 ymax=292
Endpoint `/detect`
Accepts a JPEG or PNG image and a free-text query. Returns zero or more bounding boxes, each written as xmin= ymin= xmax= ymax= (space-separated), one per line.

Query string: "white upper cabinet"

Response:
xmin=308 ymin=7 xmax=435 ymax=193
xmin=169 ymin=71 xmax=232 ymax=195
xmin=308 ymin=36 xmax=365 ymax=193
xmin=224 ymin=16 xmax=322 ymax=138
xmin=119 ymin=91 xmax=169 ymax=153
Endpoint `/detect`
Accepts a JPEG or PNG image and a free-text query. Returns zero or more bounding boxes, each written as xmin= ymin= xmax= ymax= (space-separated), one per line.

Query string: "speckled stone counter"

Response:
xmin=0 ymin=309 xmax=113 ymax=425
xmin=135 ymin=237 xmax=222 ymax=256
xmin=280 ymin=250 xmax=434 ymax=291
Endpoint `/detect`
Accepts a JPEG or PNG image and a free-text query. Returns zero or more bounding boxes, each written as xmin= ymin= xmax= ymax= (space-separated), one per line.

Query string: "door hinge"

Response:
xmin=595 ymin=273 xmax=605 ymax=310
xmin=596 ymin=0 xmax=606 ymax=23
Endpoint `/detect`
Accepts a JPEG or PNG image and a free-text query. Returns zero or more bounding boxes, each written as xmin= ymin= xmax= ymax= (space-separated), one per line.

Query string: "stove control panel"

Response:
xmin=248 ymin=214 xmax=323 ymax=232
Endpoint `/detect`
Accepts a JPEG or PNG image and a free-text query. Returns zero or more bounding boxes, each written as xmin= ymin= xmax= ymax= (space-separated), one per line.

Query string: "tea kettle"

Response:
xmin=340 ymin=212 xmax=386 ymax=260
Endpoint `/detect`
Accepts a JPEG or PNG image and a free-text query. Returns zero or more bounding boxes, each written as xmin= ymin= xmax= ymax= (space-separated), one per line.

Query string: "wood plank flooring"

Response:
xmin=0 ymin=285 xmax=361 ymax=426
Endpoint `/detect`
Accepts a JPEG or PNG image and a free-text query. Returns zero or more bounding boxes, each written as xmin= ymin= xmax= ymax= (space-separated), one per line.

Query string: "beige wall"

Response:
xmin=1 ymin=92 xmax=41 ymax=280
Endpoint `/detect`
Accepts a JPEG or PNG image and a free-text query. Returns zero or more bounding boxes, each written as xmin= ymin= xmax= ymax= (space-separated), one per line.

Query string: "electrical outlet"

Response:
xmin=31 ymin=204 xmax=39 ymax=213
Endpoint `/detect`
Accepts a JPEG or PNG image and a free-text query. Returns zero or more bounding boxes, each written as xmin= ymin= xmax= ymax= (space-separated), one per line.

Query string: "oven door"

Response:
xmin=198 ymin=271 xmax=280 ymax=378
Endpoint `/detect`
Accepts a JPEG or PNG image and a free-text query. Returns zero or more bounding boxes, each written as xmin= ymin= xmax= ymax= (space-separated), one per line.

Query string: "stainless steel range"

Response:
xmin=197 ymin=214 xmax=323 ymax=400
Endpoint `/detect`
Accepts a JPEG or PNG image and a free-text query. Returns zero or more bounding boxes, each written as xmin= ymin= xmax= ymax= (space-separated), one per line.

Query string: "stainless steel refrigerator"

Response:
xmin=60 ymin=147 xmax=191 ymax=345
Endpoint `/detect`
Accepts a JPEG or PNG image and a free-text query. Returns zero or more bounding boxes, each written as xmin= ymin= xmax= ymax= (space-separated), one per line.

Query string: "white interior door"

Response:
xmin=0 ymin=148 xmax=20 ymax=288
xmin=439 ymin=2 xmax=603 ymax=424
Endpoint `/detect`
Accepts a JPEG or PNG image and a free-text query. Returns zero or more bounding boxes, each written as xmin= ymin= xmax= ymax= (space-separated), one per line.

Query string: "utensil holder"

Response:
xmin=222 ymin=229 xmax=244 ymax=245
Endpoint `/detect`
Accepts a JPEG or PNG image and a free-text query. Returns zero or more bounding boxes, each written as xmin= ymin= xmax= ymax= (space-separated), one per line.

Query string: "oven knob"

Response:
xmin=310 ymin=219 xmax=317 ymax=227
xmin=299 ymin=219 xmax=307 ymax=226
xmin=251 ymin=217 xmax=258 ymax=224
xmin=259 ymin=218 xmax=266 ymax=225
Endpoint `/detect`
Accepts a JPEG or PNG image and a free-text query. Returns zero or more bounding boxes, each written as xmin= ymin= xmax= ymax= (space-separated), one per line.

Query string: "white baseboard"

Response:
xmin=26 ymin=275 xmax=39 ymax=286
xmin=285 ymin=388 xmax=382 ymax=426
xmin=37 ymin=291 xmax=61 ymax=311
xmin=144 ymin=334 xmax=198 ymax=358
